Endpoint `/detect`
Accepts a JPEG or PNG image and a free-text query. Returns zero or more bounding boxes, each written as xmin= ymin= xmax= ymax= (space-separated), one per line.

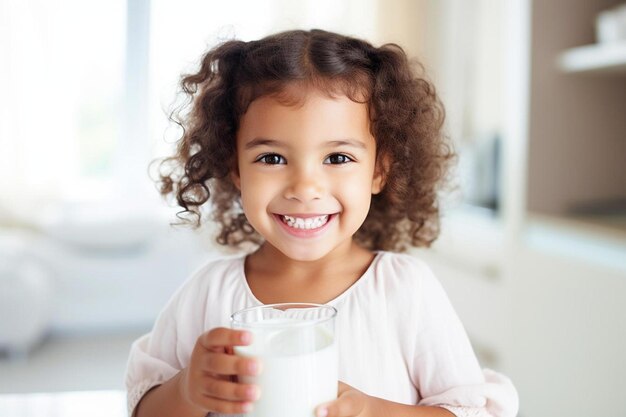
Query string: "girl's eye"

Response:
xmin=324 ymin=154 xmax=353 ymax=164
xmin=256 ymin=154 xmax=286 ymax=165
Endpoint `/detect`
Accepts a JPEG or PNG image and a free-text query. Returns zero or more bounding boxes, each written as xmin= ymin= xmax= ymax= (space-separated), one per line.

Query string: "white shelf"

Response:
xmin=558 ymin=41 xmax=626 ymax=74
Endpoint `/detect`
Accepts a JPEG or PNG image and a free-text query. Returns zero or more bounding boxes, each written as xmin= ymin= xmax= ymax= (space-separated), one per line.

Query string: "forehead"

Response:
xmin=237 ymin=88 xmax=373 ymax=145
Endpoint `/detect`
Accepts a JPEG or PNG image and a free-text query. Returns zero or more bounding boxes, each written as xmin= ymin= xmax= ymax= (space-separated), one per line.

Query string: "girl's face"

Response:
xmin=233 ymin=88 xmax=384 ymax=262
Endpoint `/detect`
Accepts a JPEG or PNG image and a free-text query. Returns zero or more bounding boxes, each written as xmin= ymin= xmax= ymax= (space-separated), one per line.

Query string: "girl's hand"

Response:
xmin=178 ymin=327 xmax=262 ymax=414
xmin=315 ymin=381 xmax=381 ymax=417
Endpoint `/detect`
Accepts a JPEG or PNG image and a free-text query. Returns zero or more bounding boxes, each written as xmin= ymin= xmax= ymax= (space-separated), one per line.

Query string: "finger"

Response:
xmin=194 ymin=395 xmax=255 ymax=415
xmin=199 ymin=376 xmax=261 ymax=402
xmin=199 ymin=327 xmax=253 ymax=350
xmin=199 ymin=351 xmax=262 ymax=377
xmin=316 ymin=392 xmax=363 ymax=417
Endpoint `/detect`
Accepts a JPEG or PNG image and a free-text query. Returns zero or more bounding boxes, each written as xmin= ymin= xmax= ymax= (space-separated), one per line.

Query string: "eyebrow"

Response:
xmin=244 ymin=138 xmax=285 ymax=150
xmin=326 ymin=139 xmax=367 ymax=149
xmin=244 ymin=137 xmax=367 ymax=150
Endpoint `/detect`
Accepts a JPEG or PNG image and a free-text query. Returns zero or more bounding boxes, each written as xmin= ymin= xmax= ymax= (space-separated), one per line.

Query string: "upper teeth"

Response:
xmin=282 ymin=215 xmax=330 ymax=229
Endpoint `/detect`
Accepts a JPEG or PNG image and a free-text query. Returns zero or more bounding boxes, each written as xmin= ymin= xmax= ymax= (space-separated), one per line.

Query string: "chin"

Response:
xmin=274 ymin=244 xmax=334 ymax=263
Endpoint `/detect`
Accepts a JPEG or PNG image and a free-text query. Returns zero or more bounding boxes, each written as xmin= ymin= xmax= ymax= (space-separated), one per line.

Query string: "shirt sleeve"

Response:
xmin=124 ymin=268 xmax=208 ymax=417
xmin=412 ymin=261 xmax=519 ymax=417
xmin=124 ymin=291 xmax=184 ymax=417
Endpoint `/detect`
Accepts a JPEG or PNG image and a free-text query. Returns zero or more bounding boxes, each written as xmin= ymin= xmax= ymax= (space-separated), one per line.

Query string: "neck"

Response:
xmin=249 ymin=240 xmax=372 ymax=283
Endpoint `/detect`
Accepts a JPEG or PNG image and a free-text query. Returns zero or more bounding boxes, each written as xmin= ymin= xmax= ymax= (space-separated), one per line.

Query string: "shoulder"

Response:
xmin=374 ymin=251 xmax=437 ymax=282
xmin=188 ymin=254 xmax=246 ymax=283
xmin=168 ymin=253 xmax=246 ymax=308
xmin=372 ymin=251 xmax=443 ymax=301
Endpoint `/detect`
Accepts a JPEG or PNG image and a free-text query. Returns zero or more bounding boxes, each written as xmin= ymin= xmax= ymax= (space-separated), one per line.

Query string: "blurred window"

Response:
xmin=0 ymin=0 xmax=127 ymax=203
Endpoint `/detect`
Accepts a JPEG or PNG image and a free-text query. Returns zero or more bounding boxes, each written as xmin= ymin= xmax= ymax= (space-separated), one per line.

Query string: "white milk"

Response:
xmin=235 ymin=318 xmax=338 ymax=417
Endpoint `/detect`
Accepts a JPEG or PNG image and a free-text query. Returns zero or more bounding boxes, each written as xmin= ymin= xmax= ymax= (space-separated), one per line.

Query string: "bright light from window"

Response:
xmin=0 ymin=0 xmax=125 ymax=203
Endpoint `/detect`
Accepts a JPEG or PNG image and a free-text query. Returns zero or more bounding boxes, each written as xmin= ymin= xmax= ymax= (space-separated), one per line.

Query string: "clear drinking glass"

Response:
xmin=231 ymin=303 xmax=338 ymax=417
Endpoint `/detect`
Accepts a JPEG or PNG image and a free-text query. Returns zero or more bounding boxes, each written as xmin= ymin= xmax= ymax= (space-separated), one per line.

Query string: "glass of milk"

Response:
xmin=231 ymin=303 xmax=338 ymax=417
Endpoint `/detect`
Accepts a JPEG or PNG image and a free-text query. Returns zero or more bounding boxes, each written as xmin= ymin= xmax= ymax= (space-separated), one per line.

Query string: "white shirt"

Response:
xmin=125 ymin=251 xmax=519 ymax=417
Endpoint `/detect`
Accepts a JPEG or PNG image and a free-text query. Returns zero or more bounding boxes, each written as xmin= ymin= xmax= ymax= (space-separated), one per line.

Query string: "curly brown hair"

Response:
xmin=155 ymin=29 xmax=454 ymax=252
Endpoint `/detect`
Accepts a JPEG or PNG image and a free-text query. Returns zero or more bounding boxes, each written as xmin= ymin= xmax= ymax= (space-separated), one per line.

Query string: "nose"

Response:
xmin=283 ymin=166 xmax=324 ymax=202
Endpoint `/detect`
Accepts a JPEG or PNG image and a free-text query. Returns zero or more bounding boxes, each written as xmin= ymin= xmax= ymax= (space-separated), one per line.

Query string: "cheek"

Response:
xmin=238 ymin=171 xmax=257 ymax=206
xmin=238 ymin=172 xmax=276 ymax=211
xmin=338 ymin=172 xmax=375 ymax=210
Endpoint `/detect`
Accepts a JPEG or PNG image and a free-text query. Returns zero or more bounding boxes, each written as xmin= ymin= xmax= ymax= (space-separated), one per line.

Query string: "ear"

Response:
xmin=371 ymin=154 xmax=390 ymax=195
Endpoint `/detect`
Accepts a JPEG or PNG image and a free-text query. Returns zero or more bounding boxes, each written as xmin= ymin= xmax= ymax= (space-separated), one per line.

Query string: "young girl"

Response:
xmin=125 ymin=29 xmax=519 ymax=417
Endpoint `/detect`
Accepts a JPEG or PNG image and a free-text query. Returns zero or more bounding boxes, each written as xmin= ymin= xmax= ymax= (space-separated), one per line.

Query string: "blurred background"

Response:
xmin=1 ymin=0 xmax=625 ymax=416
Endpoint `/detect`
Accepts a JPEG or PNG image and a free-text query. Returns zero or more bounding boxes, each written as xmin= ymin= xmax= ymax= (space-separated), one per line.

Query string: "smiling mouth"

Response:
xmin=279 ymin=214 xmax=331 ymax=230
